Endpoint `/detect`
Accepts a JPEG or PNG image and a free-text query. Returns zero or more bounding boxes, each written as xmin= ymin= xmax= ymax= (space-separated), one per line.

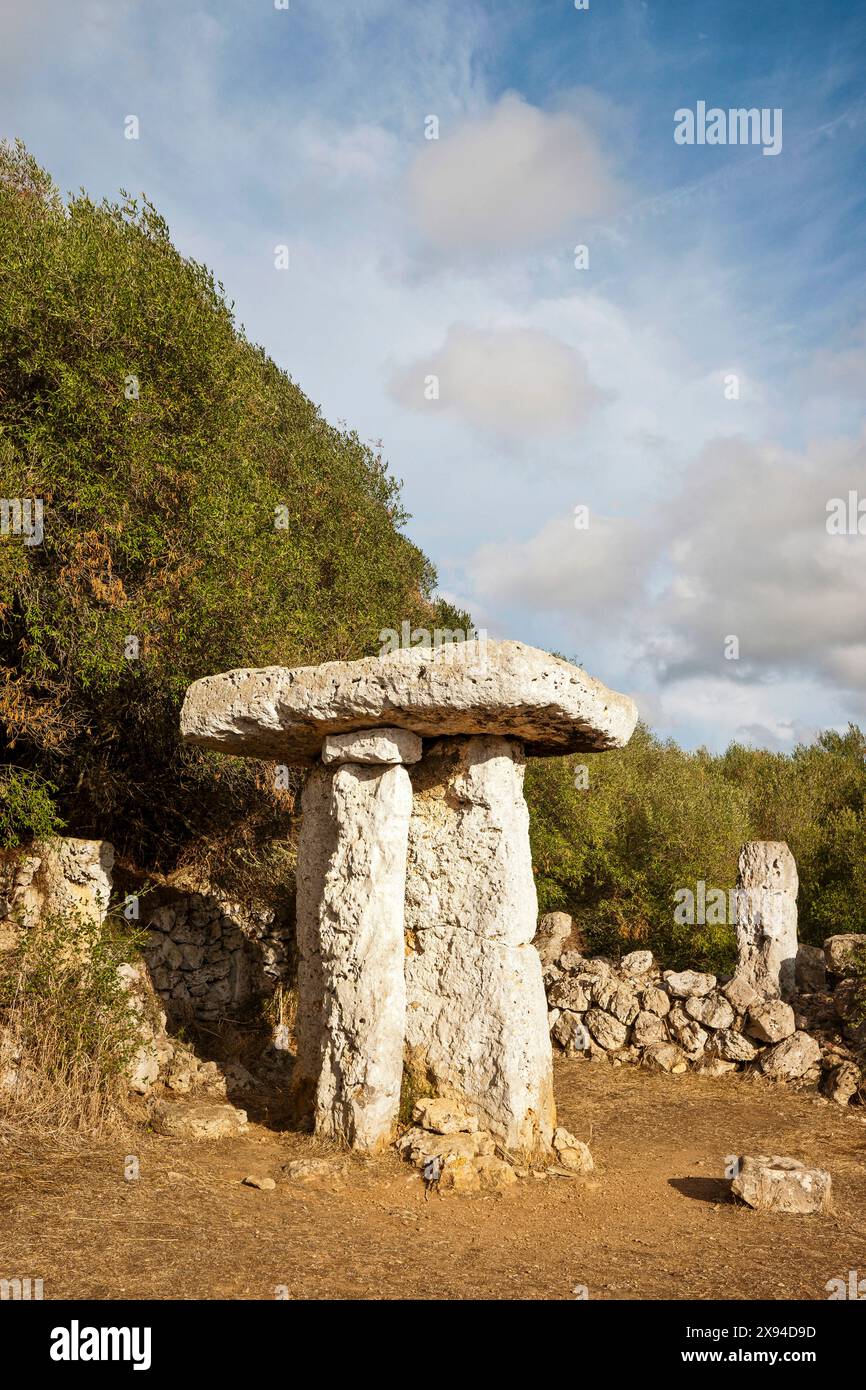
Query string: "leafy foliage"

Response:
xmin=525 ymin=722 xmax=866 ymax=972
xmin=0 ymin=142 xmax=442 ymax=866
xmin=0 ymin=766 xmax=62 ymax=846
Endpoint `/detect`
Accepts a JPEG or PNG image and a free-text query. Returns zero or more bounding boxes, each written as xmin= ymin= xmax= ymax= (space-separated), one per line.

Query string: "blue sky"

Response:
xmin=2 ymin=0 xmax=865 ymax=750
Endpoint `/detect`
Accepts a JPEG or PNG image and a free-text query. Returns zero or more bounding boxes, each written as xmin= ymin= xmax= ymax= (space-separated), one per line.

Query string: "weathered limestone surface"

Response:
xmin=322 ymin=727 xmax=423 ymax=766
xmin=403 ymin=736 xmax=555 ymax=1156
xmin=736 ymin=841 xmax=799 ymax=1001
xmin=314 ymin=762 xmax=412 ymax=1152
xmin=533 ymin=911 xmax=572 ymax=967
xmin=290 ymin=765 xmax=333 ymax=1120
xmin=292 ymin=760 xmax=413 ymax=1152
xmin=151 ymin=1099 xmax=249 ymax=1141
xmin=731 ymin=1155 xmax=832 ymax=1214
xmin=0 ymin=837 xmax=113 ymax=936
xmin=824 ymin=933 xmax=866 ymax=978
xmin=180 ymin=640 xmax=638 ymax=764
xmin=182 ymin=644 xmax=639 ymax=1154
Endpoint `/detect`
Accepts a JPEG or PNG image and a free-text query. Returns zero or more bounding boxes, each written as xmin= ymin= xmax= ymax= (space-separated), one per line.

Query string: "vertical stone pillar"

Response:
xmin=735 ymin=841 xmax=799 ymax=1001
xmin=290 ymin=764 xmax=333 ymax=1121
xmin=315 ymin=761 xmax=412 ymax=1151
xmin=291 ymin=735 xmax=416 ymax=1152
xmin=404 ymin=736 xmax=555 ymax=1157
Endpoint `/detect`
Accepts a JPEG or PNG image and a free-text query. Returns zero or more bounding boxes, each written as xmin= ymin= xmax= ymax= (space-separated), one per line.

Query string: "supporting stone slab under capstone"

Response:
xmin=292 ymin=760 xmax=412 ymax=1152
xmin=403 ymin=736 xmax=555 ymax=1157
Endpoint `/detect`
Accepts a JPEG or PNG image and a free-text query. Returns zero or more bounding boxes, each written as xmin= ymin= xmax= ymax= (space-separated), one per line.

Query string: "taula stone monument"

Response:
xmin=181 ymin=639 xmax=638 ymax=1156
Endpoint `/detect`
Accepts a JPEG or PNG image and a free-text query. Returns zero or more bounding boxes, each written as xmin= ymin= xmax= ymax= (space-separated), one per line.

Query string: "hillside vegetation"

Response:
xmin=0 ymin=141 xmax=455 ymax=881
xmin=526 ymin=722 xmax=866 ymax=970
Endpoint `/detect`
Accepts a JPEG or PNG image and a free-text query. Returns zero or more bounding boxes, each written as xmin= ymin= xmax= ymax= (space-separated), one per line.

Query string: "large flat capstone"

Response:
xmin=179 ymin=640 xmax=638 ymax=765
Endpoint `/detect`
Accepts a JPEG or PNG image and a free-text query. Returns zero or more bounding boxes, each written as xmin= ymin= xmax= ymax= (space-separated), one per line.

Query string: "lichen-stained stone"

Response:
xmin=721 ymin=974 xmax=759 ymax=1014
xmin=314 ymin=762 xmax=412 ymax=1153
xmin=664 ymin=969 xmax=716 ymax=998
xmin=685 ymin=991 xmax=735 ymax=1031
xmin=757 ymin=1030 xmax=821 ymax=1081
xmin=180 ymin=640 xmax=638 ymax=764
xmin=0 ymin=837 xmax=114 ymax=936
xmin=533 ymin=911 xmax=572 ymax=967
xmin=824 ymin=933 xmax=866 ymax=978
xmin=735 ymin=841 xmax=799 ymax=1001
xmin=403 ymin=736 xmax=555 ymax=1157
xmin=745 ymin=998 xmax=796 ymax=1044
xmin=632 ymin=1009 xmax=668 ymax=1047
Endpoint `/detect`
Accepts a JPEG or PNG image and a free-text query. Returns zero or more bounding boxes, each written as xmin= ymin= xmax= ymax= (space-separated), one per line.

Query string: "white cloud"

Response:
xmin=459 ymin=427 xmax=866 ymax=733
xmin=387 ymin=322 xmax=608 ymax=436
xmin=406 ymin=92 xmax=621 ymax=254
xmin=469 ymin=511 xmax=656 ymax=613
xmin=651 ymin=432 xmax=866 ymax=691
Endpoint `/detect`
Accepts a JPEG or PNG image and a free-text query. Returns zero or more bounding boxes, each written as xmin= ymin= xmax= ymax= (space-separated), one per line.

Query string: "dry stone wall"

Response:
xmin=541 ymin=920 xmax=864 ymax=1105
xmin=142 ymin=894 xmax=291 ymax=1025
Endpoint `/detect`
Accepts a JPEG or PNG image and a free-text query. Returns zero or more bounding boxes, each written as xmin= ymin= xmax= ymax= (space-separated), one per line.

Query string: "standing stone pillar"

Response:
xmin=291 ymin=763 xmax=333 ymax=1121
xmin=735 ymin=841 xmax=799 ymax=1001
xmin=291 ymin=730 xmax=419 ymax=1152
xmin=404 ymin=736 xmax=555 ymax=1157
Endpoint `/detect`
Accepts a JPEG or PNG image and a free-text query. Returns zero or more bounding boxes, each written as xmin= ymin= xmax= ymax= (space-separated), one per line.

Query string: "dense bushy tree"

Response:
xmin=525 ymin=723 xmax=751 ymax=970
xmin=3 ymin=143 xmax=863 ymax=956
xmin=0 ymin=141 xmax=443 ymax=872
xmin=525 ymin=722 xmax=866 ymax=971
xmin=717 ymin=725 xmax=866 ymax=943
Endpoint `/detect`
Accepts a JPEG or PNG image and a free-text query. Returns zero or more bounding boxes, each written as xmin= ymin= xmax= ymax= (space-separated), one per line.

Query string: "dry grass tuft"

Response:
xmin=0 ymin=908 xmax=145 ymax=1137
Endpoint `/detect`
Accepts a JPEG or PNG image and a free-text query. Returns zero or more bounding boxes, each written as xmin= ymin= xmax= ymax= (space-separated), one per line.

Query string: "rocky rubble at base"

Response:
xmin=396 ymin=1098 xmax=594 ymax=1193
xmin=539 ymin=917 xmax=864 ymax=1106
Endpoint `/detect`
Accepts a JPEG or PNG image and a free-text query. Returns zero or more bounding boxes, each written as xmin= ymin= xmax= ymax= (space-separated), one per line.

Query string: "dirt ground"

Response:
xmin=2 ymin=1058 xmax=865 ymax=1301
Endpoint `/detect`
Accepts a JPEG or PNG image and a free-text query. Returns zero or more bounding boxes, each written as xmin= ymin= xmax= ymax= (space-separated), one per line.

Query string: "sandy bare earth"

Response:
xmin=2 ymin=1059 xmax=865 ymax=1301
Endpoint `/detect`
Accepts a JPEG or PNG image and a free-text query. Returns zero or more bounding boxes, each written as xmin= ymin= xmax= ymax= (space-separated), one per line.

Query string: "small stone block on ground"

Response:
xmin=731 ymin=1155 xmax=832 ymax=1214
xmin=151 ymin=1100 xmax=249 ymax=1141
xmin=412 ymin=1097 xmax=479 ymax=1134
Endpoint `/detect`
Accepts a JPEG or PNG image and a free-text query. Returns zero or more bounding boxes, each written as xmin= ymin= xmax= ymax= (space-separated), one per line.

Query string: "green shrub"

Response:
xmin=0 ymin=906 xmax=147 ymax=1132
xmin=525 ymin=723 xmax=751 ymax=971
xmin=0 ymin=766 xmax=63 ymax=846
xmin=717 ymin=725 xmax=866 ymax=945
xmin=525 ymin=721 xmax=866 ymax=971
xmin=0 ymin=140 xmax=443 ymax=865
